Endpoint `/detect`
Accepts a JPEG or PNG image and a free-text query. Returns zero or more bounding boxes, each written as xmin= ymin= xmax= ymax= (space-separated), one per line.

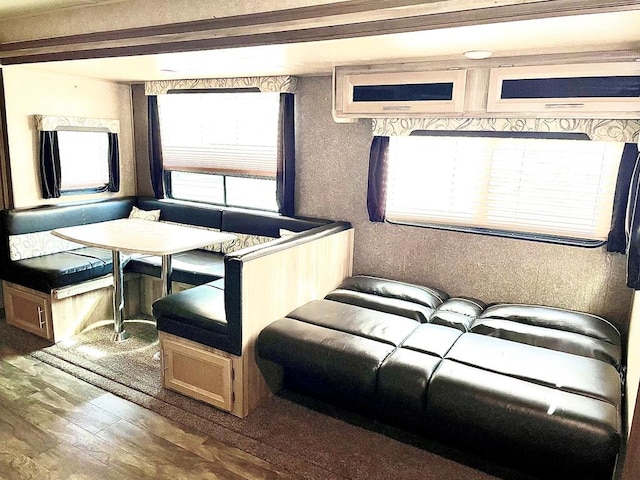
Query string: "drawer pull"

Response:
xmin=37 ymin=307 xmax=45 ymax=329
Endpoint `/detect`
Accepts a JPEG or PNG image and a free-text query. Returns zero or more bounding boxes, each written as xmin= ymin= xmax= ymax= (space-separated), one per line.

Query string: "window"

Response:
xmin=158 ymin=91 xmax=280 ymax=211
xmin=385 ymin=135 xmax=624 ymax=243
xmin=58 ymin=130 xmax=110 ymax=192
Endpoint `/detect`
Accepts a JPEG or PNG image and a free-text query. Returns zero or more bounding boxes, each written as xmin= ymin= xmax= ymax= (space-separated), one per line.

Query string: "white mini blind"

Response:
xmin=158 ymin=92 xmax=279 ymax=177
xmin=57 ymin=131 xmax=109 ymax=190
xmin=386 ymin=135 xmax=623 ymax=241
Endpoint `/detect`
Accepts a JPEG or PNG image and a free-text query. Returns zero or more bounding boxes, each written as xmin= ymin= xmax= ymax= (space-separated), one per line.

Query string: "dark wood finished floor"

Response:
xmin=0 ymin=332 xmax=299 ymax=480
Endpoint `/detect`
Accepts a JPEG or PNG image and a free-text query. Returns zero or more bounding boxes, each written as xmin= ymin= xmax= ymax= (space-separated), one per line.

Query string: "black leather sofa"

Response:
xmin=257 ymin=275 xmax=623 ymax=480
xmin=0 ymin=196 xmax=328 ymax=292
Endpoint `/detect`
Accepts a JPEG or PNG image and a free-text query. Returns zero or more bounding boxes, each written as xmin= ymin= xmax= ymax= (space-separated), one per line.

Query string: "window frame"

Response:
xmin=382 ymin=130 xmax=622 ymax=248
xmin=157 ymin=89 xmax=281 ymax=211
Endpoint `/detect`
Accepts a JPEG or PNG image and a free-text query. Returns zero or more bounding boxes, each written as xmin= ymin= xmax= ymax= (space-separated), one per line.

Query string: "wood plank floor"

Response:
xmin=0 ymin=332 xmax=300 ymax=479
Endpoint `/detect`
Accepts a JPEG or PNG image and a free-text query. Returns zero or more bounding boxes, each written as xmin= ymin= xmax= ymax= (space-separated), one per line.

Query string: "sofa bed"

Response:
xmin=257 ymin=275 xmax=623 ymax=479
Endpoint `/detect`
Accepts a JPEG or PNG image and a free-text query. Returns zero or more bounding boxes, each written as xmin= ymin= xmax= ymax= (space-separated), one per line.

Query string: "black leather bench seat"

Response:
xmin=256 ymin=275 xmax=624 ymax=479
xmin=6 ymin=247 xmax=114 ymax=291
xmin=152 ymin=281 xmax=242 ymax=355
xmin=126 ymin=250 xmax=225 ymax=286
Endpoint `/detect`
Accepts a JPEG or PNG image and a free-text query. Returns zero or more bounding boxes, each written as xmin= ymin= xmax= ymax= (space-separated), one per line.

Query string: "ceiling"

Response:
xmin=0 ymin=0 xmax=123 ymax=20
xmin=5 ymin=6 xmax=640 ymax=83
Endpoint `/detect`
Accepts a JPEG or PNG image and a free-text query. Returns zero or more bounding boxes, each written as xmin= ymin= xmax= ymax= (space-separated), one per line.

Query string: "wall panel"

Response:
xmin=295 ymin=75 xmax=632 ymax=332
xmin=2 ymin=66 xmax=136 ymax=207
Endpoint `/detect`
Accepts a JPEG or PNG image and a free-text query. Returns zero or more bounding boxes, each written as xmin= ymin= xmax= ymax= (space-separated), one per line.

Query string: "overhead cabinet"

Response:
xmin=334 ymin=61 xmax=640 ymax=119
xmin=487 ymin=62 xmax=640 ymax=116
xmin=334 ymin=68 xmax=467 ymax=117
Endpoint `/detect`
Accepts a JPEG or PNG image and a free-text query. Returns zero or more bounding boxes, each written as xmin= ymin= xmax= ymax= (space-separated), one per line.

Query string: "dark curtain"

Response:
xmin=367 ymin=136 xmax=390 ymax=222
xmin=107 ymin=132 xmax=120 ymax=192
xmin=607 ymin=143 xmax=639 ymax=253
xmin=625 ymin=145 xmax=640 ymax=289
xmin=276 ymin=93 xmax=295 ymax=216
xmin=39 ymin=131 xmax=61 ymax=199
xmin=148 ymin=95 xmax=165 ymax=198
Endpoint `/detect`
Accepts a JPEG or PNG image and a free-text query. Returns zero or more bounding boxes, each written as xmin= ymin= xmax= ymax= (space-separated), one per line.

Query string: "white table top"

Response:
xmin=52 ymin=218 xmax=237 ymax=256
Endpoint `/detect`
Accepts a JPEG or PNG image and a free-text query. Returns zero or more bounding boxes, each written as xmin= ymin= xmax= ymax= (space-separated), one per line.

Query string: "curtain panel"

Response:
xmin=147 ymin=96 xmax=165 ymax=199
xmin=39 ymin=131 xmax=61 ymax=199
xmin=624 ymin=146 xmax=640 ymax=289
xmin=107 ymin=132 xmax=120 ymax=192
xmin=607 ymin=143 xmax=639 ymax=253
xmin=367 ymin=136 xmax=390 ymax=222
xmin=277 ymin=93 xmax=296 ymax=216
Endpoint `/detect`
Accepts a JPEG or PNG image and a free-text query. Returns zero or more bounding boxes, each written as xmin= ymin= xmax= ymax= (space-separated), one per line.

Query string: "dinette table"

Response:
xmin=52 ymin=218 xmax=236 ymax=342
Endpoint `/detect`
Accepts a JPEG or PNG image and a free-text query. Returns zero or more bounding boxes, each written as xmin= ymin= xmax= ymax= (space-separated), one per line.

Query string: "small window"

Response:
xmin=58 ymin=130 xmax=110 ymax=193
xmin=385 ymin=135 xmax=624 ymax=243
xmin=158 ymin=91 xmax=280 ymax=211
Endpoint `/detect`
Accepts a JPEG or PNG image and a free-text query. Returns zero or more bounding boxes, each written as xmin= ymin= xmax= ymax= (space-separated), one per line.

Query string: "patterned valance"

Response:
xmin=34 ymin=115 xmax=120 ymax=133
xmin=372 ymin=117 xmax=640 ymax=143
xmin=145 ymin=76 xmax=297 ymax=95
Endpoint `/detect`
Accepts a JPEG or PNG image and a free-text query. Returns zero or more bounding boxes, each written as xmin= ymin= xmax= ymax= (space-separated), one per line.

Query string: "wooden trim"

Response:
xmin=238 ymin=227 xmax=354 ymax=416
xmin=1 ymin=0 xmax=638 ymax=65
xmin=0 ymin=70 xmax=13 ymax=209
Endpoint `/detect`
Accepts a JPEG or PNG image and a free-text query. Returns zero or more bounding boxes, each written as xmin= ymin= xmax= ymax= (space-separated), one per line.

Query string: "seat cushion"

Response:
xmin=153 ymin=282 xmax=240 ymax=355
xmin=445 ymin=333 xmax=621 ymax=407
xmin=126 ymin=249 xmax=225 ymax=285
xmin=286 ymin=299 xmax=420 ymax=347
xmin=426 ymin=359 xmax=621 ymax=479
xmin=257 ymin=317 xmax=397 ymax=400
xmin=5 ymin=246 xmax=114 ymax=291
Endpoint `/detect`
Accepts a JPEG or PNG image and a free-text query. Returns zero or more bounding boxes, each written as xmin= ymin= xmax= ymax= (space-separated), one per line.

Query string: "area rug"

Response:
xmin=27 ymin=319 xmax=525 ymax=480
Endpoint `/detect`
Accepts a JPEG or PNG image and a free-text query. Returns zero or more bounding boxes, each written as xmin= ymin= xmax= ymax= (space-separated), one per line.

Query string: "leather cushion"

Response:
xmin=476 ymin=304 xmax=620 ymax=346
xmin=400 ymin=323 xmax=463 ymax=357
xmin=257 ymin=317 xmax=395 ymax=399
xmin=285 ymin=299 xmax=419 ymax=347
xmin=333 ymin=276 xmax=449 ymax=310
xmin=427 ymin=360 xmax=621 ymax=477
xmin=325 ymin=289 xmax=434 ymax=322
xmin=153 ymin=283 xmax=227 ymax=333
xmin=126 ymin=250 xmax=225 ymax=286
xmin=428 ymin=297 xmax=486 ymax=332
xmin=471 ymin=318 xmax=622 ymax=369
xmin=5 ymin=247 xmax=114 ymax=291
xmin=446 ymin=333 xmax=621 ymax=407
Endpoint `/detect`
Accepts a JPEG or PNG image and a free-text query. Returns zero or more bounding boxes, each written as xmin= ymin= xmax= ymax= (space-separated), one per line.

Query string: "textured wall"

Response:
xmin=2 ymin=66 xmax=136 ymax=208
xmin=295 ymin=75 xmax=633 ymax=332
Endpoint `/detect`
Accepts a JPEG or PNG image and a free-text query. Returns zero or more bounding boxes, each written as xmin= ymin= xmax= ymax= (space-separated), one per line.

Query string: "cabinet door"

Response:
xmin=336 ymin=69 xmax=467 ymax=117
xmin=161 ymin=336 xmax=234 ymax=412
xmin=3 ymin=283 xmax=53 ymax=340
xmin=487 ymin=62 xmax=640 ymax=116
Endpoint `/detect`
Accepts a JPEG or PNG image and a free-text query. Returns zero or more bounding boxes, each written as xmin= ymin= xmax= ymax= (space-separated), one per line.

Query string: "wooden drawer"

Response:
xmin=3 ymin=282 xmax=53 ymax=340
xmin=160 ymin=333 xmax=238 ymax=413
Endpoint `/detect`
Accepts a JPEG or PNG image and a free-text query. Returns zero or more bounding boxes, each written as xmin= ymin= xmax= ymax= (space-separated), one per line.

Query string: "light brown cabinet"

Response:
xmin=2 ymin=278 xmax=114 ymax=343
xmin=160 ymin=332 xmax=240 ymax=414
xmin=4 ymin=283 xmax=53 ymax=340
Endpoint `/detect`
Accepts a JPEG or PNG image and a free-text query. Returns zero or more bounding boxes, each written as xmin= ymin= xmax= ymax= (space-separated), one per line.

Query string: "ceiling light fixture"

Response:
xmin=463 ymin=50 xmax=493 ymax=60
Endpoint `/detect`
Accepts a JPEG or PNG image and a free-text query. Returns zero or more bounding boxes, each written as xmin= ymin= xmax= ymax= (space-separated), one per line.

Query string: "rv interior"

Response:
xmin=1 ymin=1 xmax=640 ymax=479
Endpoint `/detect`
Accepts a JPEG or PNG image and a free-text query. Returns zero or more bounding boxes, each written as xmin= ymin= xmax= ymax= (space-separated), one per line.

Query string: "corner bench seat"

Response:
xmin=0 ymin=196 xmax=333 ymax=344
xmin=256 ymin=275 xmax=623 ymax=480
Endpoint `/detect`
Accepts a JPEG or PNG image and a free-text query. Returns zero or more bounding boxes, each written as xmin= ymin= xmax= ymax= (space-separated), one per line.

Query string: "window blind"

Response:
xmin=58 ymin=131 xmax=109 ymax=190
xmin=386 ymin=135 xmax=623 ymax=241
xmin=158 ymin=92 xmax=279 ymax=177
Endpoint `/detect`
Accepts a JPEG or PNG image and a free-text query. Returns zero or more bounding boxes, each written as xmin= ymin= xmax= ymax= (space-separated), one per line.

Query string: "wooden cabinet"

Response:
xmin=4 ymin=283 xmax=53 ymax=340
xmin=160 ymin=332 xmax=240 ymax=414
xmin=334 ymin=67 xmax=468 ymax=118
xmin=2 ymin=278 xmax=114 ymax=343
xmin=487 ymin=62 xmax=640 ymax=117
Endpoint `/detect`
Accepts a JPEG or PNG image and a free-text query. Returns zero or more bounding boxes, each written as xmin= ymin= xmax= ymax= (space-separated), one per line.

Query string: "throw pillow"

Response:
xmin=129 ymin=205 xmax=161 ymax=221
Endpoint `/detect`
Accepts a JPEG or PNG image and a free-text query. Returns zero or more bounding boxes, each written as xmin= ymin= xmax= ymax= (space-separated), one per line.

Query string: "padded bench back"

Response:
xmin=0 ymin=197 xmax=136 ymax=267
